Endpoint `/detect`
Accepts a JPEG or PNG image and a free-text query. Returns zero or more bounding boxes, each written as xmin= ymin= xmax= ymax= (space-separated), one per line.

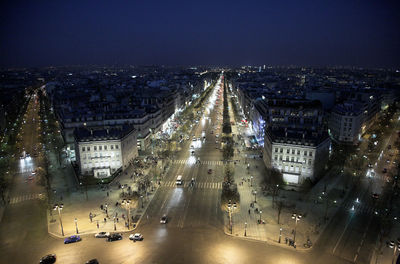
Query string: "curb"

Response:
xmin=46 ymin=183 xmax=161 ymax=239
xmin=222 ymin=225 xmax=311 ymax=252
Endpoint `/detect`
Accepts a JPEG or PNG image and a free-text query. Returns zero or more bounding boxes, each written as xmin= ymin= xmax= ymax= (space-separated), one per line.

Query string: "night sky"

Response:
xmin=1 ymin=0 xmax=399 ymax=68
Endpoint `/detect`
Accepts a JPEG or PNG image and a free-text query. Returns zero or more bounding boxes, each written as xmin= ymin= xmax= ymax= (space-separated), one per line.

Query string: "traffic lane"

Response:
xmin=314 ymin=207 xmax=353 ymax=255
xmin=333 ymin=211 xmax=372 ymax=262
xmin=0 ymin=200 xmax=56 ymax=264
xmin=355 ymin=215 xmax=381 ymax=264
xmin=184 ymin=188 xmax=223 ymax=228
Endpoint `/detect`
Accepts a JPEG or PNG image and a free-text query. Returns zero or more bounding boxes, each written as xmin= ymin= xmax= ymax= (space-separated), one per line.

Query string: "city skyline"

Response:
xmin=1 ymin=0 xmax=399 ymax=68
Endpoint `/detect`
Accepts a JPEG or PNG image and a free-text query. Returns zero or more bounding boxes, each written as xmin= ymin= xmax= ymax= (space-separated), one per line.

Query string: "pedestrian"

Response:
xmin=89 ymin=212 xmax=93 ymax=222
xmin=100 ymin=204 xmax=103 ymax=210
xmin=117 ymin=218 xmax=119 ymax=223
xmin=97 ymin=221 xmax=99 ymax=229
xmin=104 ymin=218 xmax=107 ymax=223
xmin=107 ymin=192 xmax=109 ymax=197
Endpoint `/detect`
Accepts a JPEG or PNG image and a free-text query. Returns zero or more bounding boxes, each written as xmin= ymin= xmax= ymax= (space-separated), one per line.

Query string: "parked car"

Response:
xmin=208 ymin=169 xmax=212 ymax=174
xmin=64 ymin=235 xmax=81 ymax=244
xmin=86 ymin=259 xmax=99 ymax=264
xmin=160 ymin=214 xmax=168 ymax=224
xmin=129 ymin=233 xmax=144 ymax=241
xmin=39 ymin=254 xmax=56 ymax=264
xmin=107 ymin=233 xmax=123 ymax=242
xmin=94 ymin=232 xmax=110 ymax=238
xmin=372 ymin=193 xmax=379 ymax=199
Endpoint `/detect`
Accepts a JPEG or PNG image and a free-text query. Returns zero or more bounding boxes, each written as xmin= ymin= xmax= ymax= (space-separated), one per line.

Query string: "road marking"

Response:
xmin=332 ymin=214 xmax=353 ymax=254
xmin=9 ymin=193 xmax=44 ymax=204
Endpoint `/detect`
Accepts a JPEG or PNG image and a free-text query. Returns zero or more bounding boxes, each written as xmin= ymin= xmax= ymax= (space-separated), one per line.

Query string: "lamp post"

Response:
xmin=74 ymin=218 xmax=79 ymax=234
xmin=105 ymin=203 xmax=108 ymax=217
xmin=122 ymin=199 xmax=131 ymax=229
xmin=279 ymin=227 xmax=282 ymax=243
xmin=250 ymin=175 xmax=253 ymax=186
xmin=389 ymin=238 xmax=400 ymax=264
xmin=244 ymin=222 xmax=247 ymax=236
xmin=292 ymin=213 xmax=302 ymax=247
xmin=140 ymin=195 xmax=144 ymax=208
xmin=53 ymin=204 xmax=64 ymax=236
xmin=113 ymin=216 xmax=116 ymax=231
xmin=259 ymin=210 xmax=262 ymax=222
xmin=253 ymin=190 xmax=257 ymax=203
xmin=227 ymin=200 xmax=237 ymax=234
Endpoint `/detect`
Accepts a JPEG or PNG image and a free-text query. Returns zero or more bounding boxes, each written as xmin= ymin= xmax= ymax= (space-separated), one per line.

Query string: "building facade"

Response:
xmin=75 ymin=126 xmax=138 ymax=178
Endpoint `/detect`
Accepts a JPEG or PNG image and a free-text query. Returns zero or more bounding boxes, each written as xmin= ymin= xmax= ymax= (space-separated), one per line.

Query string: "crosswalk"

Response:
xmin=9 ymin=193 xmax=44 ymax=205
xmin=172 ymin=159 xmax=224 ymax=166
xmin=161 ymin=181 xmax=222 ymax=189
xmin=342 ymin=200 xmax=378 ymax=215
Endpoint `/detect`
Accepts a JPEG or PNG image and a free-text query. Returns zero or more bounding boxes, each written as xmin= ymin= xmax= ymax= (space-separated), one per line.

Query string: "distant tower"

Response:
xmin=258 ymin=66 xmax=261 ymax=72
xmin=263 ymin=64 xmax=266 ymax=70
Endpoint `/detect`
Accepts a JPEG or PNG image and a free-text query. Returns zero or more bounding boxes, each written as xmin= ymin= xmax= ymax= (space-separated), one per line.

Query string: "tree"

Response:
xmin=275 ymin=200 xmax=284 ymax=224
xmin=261 ymin=168 xmax=284 ymax=206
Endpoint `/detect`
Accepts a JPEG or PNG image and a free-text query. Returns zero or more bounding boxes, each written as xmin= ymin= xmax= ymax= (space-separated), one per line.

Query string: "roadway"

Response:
xmin=0 ymin=77 xmax=358 ymax=264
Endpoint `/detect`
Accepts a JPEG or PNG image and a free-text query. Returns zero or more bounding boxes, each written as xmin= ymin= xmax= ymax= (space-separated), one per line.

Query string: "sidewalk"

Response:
xmin=222 ymin=88 xmax=351 ymax=250
xmin=47 ymin=155 xmax=162 ymax=238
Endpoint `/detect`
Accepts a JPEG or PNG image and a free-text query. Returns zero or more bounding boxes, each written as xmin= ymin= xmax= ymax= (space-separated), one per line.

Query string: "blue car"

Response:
xmin=64 ymin=235 xmax=81 ymax=244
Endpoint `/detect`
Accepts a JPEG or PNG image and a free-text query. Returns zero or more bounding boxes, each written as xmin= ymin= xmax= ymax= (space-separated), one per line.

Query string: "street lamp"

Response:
xmin=279 ymin=227 xmax=282 ymax=243
xmin=253 ymin=190 xmax=257 ymax=203
xmin=74 ymin=218 xmax=79 ymax=234
xmin=250 ymin=175 xmax=253 ymax=186
xmin=389 ymin=238 xmax=400 ymax=264
xmin=291 ymin=213 xmax=302 ymax=247
xmin=105 ymin=203 xmax=108 ymax=217
xmin=259 ymin=210 xmax=262 ymax=222
xmin=244 ymin=222 xmax=247 ymax=236
xmin=227 ymin=200 xmax=237 ymax=234
xmin=53 ymin=204 xmax=64 ymax=236
xmin=122 ymin=199 xmax=131 ymax=229
xmin=113 ymin=216 xmax=116 ymax=231
xmin=140 ymin=195 xmax=144 ymax=208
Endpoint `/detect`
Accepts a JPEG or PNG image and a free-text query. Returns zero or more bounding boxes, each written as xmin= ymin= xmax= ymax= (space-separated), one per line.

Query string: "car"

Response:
xmin=208 ymin=169 xmax=212 ymax=174
xmin=86 ymin=259 xmax=99 ymax=264
xmin=39 ymin=254 xmax=56 ymax=264
xmin=191 ymin=151 xmax=195 ymax=155
xmin=107 ymin=233 xmax=123 ymax=242
xmin=160 ymin=214 xmax=168 ymax=224
xmin=64 ymin=235 xmax=81 ymax=244
xmin=192 ymin=138 xmax=196 ymax=141
xmin=372 ymin=193 xmax=379 ymax=199
xmin=129 ymin=233 xmax=144 ymax=241
xmin=31 ymin=170 xmax=36 ymax=175
xmin=95 ymin=231 xmax=110 ymax=238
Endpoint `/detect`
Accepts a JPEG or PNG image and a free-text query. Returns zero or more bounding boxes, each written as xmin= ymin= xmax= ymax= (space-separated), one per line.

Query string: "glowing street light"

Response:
xmin=53 ymin=204 xmax=64 ymax=236
xmin=291 ymin=213 xmax=302 ymax=247
xmin=74 ymin=218 xmax=79 ymax=234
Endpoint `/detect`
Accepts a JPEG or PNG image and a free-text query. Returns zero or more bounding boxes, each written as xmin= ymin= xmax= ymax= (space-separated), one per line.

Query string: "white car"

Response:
xmin=94 ymin=232 xmax=110 ymax=238
xmin=129 ymin=233 xmax=143 ymax=241
xmin=160 ymin=214 xmax=168 ymax=224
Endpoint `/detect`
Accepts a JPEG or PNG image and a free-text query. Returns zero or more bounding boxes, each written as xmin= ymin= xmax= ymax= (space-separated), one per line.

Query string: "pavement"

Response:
xmin=223 ymin=84 xmax=371 ymax=252
xmin=46 ymin=157 xmax=164 ymax=237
